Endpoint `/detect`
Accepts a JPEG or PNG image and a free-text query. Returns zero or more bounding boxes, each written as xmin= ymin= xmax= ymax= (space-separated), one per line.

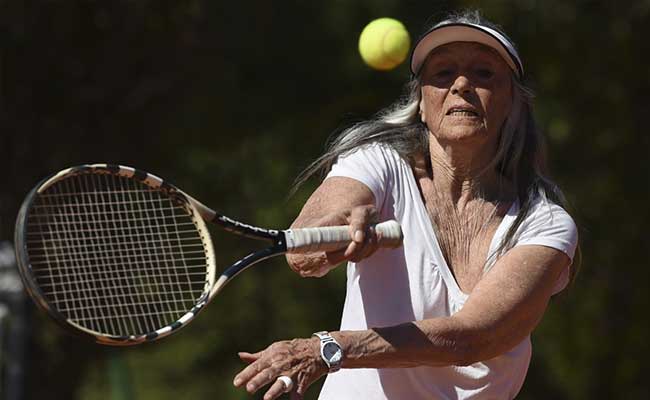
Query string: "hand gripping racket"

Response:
xmin=14 ymin=164 xmax=403 ymax=346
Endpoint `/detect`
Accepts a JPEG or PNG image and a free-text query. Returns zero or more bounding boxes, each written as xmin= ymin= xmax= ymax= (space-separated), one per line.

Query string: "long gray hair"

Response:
xmin=293 ymin=11 xmax=579 ymax=285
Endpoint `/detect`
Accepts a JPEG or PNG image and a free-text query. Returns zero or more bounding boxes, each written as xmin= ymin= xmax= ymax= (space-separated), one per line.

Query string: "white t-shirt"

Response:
xmin=318 ymin=144 xmax=578 ymax=400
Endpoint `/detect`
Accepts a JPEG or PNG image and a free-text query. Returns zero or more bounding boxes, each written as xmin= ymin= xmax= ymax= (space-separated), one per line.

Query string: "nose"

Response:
xmin=450 ymin=75 xmax=472 ymax=95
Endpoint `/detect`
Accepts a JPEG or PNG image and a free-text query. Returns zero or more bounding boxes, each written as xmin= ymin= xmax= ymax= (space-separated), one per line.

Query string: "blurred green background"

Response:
xmin=0 ymin=0 xmax=647 ymax=399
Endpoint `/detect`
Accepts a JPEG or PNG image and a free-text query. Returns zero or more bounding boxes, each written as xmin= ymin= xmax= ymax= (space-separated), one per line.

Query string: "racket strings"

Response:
xmin=25 ymin=172 xmax=210 ymax=338
xmin=29 ymin=251 xmax=208 ymax=267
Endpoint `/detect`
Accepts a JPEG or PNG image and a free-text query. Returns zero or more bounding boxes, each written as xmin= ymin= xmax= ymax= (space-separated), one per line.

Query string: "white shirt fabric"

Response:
xmin=318 ymin=144 xmax=578 ymax=400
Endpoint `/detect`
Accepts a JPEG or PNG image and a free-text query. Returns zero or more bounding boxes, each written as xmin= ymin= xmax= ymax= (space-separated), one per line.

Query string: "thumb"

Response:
xmin=237 ymin=351 xmax=262 ymax=363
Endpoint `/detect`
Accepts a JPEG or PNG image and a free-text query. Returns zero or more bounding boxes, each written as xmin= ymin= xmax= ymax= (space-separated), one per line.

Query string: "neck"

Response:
xmin=427 ymin=135 xmax=503 ymax=208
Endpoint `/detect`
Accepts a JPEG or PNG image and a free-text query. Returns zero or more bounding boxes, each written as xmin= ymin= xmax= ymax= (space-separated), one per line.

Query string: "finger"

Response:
xmin=353 ymin=226 xmax=380 ymax=262
xmin=325 ymin=247 xmax=350 ymax=265
xmin=292 ymin=363 xmax=324 ymax=399
xmin=263 ymin=378 xmax=290 ymax=400
xmin=347 ymin=225 xmax=382 ymax=262
xmin=234 ymin=359 xmax=267 ymax=389
xmin=343 ymin=237 xmax=371 ymax=263
xmin=244 ymin=369 xmax=281 ymax=394
xmin=290 ymin=389 xmax=304 ymax=400
xmin=295 ymin=373 xmax=311 ymax=398
xmin=348 ymin=206 xmax=376 ymax=243
xmin=325 ymin=225 xmax=378 ymax=265
xmin=238 ymin=351 xmax=262 ymax=363
xmin=343 ymin=240 xmax=359 ymax=259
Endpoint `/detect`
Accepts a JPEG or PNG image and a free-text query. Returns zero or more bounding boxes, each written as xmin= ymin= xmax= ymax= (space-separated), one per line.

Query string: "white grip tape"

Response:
xmin=284 ymin=220 xmax=403 ymax=253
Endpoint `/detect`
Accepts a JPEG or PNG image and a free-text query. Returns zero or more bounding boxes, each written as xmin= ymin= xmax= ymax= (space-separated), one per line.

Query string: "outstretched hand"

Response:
xmin=233 ymin=338 xmax=327 ymax=400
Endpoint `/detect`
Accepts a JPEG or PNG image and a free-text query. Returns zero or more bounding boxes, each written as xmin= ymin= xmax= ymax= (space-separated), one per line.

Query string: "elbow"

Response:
xmin=416 ymin=322 xmax=487 ymax=367
xmin=451 ymin=313 xmax=542 ymax=365
xmin=453 ymin=342 xmax=490 ymax=366
xmin=447 ymin=337 xmax=485 ymax=366
xmin=436 ymin=322 xmax=508 ymax=366
xmin=451 ymin=329 xmax=524 ymax=366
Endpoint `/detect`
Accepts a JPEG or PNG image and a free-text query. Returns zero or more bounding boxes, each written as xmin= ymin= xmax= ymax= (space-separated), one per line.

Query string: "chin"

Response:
xmin=435 ymin=126 xmax=490 ymax=144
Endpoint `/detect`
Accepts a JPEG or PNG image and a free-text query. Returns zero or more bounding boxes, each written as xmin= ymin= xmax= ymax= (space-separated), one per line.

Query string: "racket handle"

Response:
xmin=284 ymin=220 xmax=403 ymax=253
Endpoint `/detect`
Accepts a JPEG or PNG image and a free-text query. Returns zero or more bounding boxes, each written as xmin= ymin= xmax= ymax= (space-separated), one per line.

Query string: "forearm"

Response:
xmin=332 ymin=317 xmax=507 ymax=369
xmin=332 ymin=247 xmax=569 ymax=369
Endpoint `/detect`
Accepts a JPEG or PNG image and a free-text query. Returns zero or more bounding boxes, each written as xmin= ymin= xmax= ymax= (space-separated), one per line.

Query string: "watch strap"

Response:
xmin=312 ymin=331 xmax=342 ymax=373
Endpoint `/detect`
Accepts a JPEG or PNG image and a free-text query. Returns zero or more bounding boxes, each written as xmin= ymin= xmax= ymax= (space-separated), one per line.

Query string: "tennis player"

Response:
xmin=234 ymin=11 xmax=578 ymax=400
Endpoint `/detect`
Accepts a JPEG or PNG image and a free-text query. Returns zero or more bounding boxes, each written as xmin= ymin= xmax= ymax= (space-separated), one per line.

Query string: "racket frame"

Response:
xmin=14 ymin=164 xmax=288 ymax=345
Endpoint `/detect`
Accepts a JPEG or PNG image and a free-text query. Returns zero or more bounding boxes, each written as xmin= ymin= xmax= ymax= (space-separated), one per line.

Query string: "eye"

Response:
xmin=475 ymin=68 xmax=494 ymax=79
xmin=428 ymin=68 xmax=455 ymax=85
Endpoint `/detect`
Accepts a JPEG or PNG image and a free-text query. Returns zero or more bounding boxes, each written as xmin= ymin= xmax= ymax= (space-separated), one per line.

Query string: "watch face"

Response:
xmin=323 ymin=342 xmax=342 ymax=363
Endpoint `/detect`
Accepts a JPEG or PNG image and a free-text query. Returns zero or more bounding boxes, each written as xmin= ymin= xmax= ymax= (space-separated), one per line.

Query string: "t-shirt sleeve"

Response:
xmin=514 ymin=199 xmax=579 ymax=294
xmin=325 ymin=144 xmax=392 ymax=210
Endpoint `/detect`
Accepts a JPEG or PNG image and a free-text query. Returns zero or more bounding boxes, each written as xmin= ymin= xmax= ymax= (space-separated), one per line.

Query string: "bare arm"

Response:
xmin=334 ymin=244 xmax=571 ymax=367
xmin=290 ymin=177 xmax=376 ymax=228
xmin=286 ymin=176 xmax=380 ymax=277
xmin=233 ymin=244 xmax=572 ymax=398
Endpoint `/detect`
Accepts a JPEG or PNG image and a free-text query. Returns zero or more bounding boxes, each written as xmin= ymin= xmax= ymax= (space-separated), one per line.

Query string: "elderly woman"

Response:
xmin=234 ymin=12 xmax=578 ymax=400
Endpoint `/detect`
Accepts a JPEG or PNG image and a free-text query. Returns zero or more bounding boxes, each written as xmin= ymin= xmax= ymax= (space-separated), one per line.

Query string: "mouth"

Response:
xmin=446 ymin=107 xmax=480 ymax=117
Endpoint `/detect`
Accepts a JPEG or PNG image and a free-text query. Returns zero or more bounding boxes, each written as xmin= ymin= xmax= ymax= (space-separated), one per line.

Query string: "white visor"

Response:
xmin=410 ymin=22 xmax=524 ymax=78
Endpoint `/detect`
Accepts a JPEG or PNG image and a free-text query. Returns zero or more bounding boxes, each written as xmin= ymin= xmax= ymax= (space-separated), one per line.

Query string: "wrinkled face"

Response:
xmin=419 ymin=42 xmax=513 ymax=147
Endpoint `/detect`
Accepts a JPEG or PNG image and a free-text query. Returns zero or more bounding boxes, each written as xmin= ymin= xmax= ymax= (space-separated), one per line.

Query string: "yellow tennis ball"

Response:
xmin=358 ymin=18 xmax=411 ymax=71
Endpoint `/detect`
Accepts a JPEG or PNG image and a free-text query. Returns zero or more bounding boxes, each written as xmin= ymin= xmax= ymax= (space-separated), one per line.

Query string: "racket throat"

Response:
xmin=209 ymin=242 xmax=286 ymax=298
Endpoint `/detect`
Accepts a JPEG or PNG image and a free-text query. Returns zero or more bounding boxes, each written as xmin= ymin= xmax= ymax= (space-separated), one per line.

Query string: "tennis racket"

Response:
xmin=14 ymin=164 xmax=402 ymax=346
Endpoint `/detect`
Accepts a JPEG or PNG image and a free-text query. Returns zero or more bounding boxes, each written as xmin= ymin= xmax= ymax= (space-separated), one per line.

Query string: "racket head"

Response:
xmin=14 ymin=164 xmax=217 ymax=345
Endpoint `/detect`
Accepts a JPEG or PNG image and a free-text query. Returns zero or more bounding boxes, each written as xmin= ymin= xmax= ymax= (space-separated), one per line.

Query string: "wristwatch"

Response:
xmin=312 ymin=331 xmax=343 ymax=373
